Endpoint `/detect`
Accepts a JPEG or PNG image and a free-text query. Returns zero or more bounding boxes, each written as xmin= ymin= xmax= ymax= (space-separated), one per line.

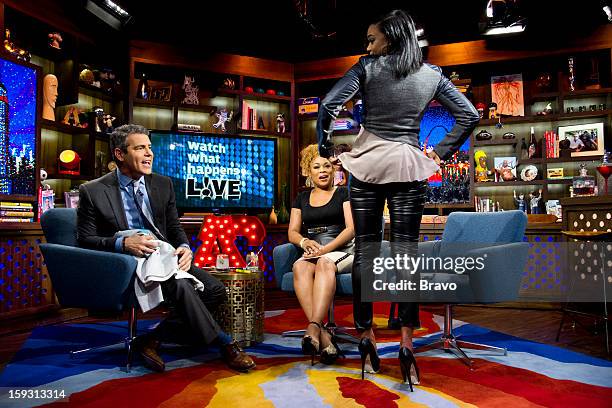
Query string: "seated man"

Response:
xmin=77 ymin=124 xmax=255 ymax=373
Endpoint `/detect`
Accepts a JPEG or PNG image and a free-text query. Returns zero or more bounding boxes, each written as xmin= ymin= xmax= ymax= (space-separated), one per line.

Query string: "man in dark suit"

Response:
xmin=77 ymin=124 xmax=255 ymax=373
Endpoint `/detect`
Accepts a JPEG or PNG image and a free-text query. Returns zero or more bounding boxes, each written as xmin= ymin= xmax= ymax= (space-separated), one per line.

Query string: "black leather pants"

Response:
xmin=350 ymin=176 xmax=427 ymax=330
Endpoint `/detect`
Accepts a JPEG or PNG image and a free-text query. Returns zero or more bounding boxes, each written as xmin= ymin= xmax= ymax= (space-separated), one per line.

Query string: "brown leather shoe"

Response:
xmin=220 ymin=341 xmax=256 ymax=372
xmin=132 ymin=336 xmax=165 ymax=373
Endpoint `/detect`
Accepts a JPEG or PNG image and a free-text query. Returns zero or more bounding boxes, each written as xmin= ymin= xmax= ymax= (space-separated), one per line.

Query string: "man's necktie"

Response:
xmin=132 ymin=180 xmax=164 ymax=240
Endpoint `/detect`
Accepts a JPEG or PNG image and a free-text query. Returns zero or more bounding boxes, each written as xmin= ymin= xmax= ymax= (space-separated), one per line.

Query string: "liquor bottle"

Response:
xmin=528 ymin=127 xmax=537 ymax=159
xmin=572 ymin=164 xmax=596 ymax=196
xmin=136 ymin=73 xmax=149 ymax=99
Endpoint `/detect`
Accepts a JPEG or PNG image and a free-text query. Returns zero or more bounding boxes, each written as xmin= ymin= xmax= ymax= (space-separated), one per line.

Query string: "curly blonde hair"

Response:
xmin=299 ymin=144 xmax=320 ymax=177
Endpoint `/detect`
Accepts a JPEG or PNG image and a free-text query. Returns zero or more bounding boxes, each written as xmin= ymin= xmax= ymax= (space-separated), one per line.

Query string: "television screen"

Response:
xmin=0 ymin=56 xmax=38 ymax=197
xmin=150 ymin=132 xmax=276 ymax=211
xmin=419 ymin=102 xmax=471 ymax=204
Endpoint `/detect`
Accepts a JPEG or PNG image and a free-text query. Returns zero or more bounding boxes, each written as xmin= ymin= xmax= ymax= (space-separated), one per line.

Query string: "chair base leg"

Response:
xmin=69 ymin=307 xmax=139 ymax=373
xmin=281 ymin=326 xmax=360 ymax=344
xmin=416 ymin=305 xmax=507 ymax=369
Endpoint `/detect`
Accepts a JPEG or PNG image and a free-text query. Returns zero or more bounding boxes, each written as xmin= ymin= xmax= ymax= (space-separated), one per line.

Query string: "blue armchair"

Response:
xmin=39 ymin=208 xmax=140 ymax=371
xmin=416 ymin=210 xmax=529 ymax=367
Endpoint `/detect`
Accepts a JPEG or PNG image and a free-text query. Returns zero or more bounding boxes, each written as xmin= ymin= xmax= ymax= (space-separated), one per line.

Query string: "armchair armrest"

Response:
xmin=39 ymin=243 xmax=138 ymax=311
xmin=418 ymin=240 xmax=441 ymax=258
xmin=272 ymin=243 xmax=303 ymax=289
xmin=465 ymin=242 xmax=529 ymax=303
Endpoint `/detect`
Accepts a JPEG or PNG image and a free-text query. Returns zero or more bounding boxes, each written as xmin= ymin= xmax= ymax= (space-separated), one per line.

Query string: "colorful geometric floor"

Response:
xmin=1 ymin=303 xmax=611 ymax=407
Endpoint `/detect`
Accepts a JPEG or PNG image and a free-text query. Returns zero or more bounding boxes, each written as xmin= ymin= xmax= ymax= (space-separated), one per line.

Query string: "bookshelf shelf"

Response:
xmin=473 ymin=139 xmax=518 ymax=147
xmin=237 ymin=129 xmax=291 ymax=138
xmin=40 ymin=119 xmax=89 ymax=134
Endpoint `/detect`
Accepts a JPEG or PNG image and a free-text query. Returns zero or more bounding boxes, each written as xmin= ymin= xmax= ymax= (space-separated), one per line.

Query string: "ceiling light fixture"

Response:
xmin=85 ymin=0 xmax=132 ymax=30
xmin=481 ymin=0 xmax=527 ymax=37
xmin=602 ymin=0 xmax=612 ymax=22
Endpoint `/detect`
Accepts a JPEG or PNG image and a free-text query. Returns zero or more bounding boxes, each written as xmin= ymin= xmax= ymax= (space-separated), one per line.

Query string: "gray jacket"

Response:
xmin=317 ymin=55 xmax=479 ymax=161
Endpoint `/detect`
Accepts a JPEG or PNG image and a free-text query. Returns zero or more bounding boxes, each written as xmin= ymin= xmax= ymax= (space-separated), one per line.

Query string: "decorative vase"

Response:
xmin=277 ymin=184 xmax=290 ymax=224
xmin=268 ymin=207 xmax=277 ymax=224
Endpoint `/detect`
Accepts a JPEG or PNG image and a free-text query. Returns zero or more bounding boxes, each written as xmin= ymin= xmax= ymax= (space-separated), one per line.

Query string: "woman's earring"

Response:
xmin=305 ymin=176 xmax=313 ymax=188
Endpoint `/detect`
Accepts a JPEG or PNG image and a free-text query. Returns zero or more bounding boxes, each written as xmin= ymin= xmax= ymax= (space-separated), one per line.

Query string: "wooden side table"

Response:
xmin=210 ymin=269 xmax=264 ymax=346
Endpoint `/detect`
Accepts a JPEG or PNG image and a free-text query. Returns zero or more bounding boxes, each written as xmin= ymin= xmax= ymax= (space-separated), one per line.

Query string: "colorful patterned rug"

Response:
xmin=1 ymin=303 xmax=611 ymax=407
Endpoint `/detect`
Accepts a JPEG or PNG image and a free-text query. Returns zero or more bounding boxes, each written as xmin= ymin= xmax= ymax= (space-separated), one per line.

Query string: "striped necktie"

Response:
xmin=132 ymin=180 xmax=164 ymax=240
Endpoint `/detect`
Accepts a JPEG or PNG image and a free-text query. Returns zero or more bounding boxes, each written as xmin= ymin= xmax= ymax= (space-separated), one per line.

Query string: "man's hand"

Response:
xmin=174 ymin=246 xmax=193 ymax=272
xmin=124 ymin=234 xmax=158 ymax=257
xmin=427 ymin=151 xmax=442 ymax=165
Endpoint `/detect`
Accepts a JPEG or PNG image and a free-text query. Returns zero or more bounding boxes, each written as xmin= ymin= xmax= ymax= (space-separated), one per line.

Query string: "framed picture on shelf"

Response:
xmin=149 ymin=85 xmax=172 ymax=102
xmin=493 ymin=156 xmax=517 ymax=182
xmin=558 ymin=122 xmax=605 ymax=157
xmin=64 ymin=191 xmax=80 ymax=209
xmin=491 ymin=73 xmax=524 ymax=116
xmin=547 ymin=167 xmax=564 ymax=179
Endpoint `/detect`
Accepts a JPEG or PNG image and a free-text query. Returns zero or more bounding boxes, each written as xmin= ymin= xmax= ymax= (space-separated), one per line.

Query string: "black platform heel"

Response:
xmin=399 ymin=347 xmax=420 ymax=392
xmin=358 ymin=337 xmax=380 ymax=379
xmin=301 ymin=321 xmax=321 ymax=366
xmin=320 ymin=326 xmax=343 ymax=365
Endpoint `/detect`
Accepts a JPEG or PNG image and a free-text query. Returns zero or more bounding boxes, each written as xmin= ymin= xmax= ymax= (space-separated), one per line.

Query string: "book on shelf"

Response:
xmin=0 ymin=201 xmax=33 ymax=209
xmin=0 ymin=217 xmax=34 ymax=223
xmin=545 ymin=130 xmax=559 ymax=158
xmin=0 ymin=210 xmax=35 ymax=217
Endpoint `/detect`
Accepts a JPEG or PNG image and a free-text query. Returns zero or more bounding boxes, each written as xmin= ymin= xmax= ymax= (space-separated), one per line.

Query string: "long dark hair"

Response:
xmin=372 ymin=9 xmax=423 ymax=78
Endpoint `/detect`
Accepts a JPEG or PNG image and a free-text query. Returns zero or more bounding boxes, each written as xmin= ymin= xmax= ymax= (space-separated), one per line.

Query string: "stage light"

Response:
xmin=482 ymin=0 xmax=527 ymax=37
xmin=85 ymin=0 xmax=132 ymax=30
xmin=602 ymin=0 xmax=612 ymax=22
xmin=416 ymin=26 xmax=429 ymax=48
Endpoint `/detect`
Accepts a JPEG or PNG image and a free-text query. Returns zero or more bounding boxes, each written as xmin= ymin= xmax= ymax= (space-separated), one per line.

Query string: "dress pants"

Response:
xmin=350 ymin=176 xmax=427 ymax=330
xmin=153 ymin=265 xmax=228 ymax=345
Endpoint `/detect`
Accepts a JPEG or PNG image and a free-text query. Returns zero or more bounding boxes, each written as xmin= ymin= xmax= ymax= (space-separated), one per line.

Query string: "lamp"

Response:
xmin=481 ymin=0 xmax=527 ymax=36
xmin=58 ymin=150 xmax=81 ymax=175
xmin=85 ymin=0 xmax=132 ymax=30
xmin=602 ymin=0 xmax=612 ymax=22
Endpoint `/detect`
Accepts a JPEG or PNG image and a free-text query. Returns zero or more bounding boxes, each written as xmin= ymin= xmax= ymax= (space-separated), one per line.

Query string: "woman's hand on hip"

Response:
xmin=427 ymin=150 xmax=442 ymax=165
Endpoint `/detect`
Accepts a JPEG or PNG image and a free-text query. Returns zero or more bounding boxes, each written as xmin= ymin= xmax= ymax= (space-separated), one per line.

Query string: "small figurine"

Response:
xmin=537 ymin=102 xmax=554 ymax=116
xmin=182 ymin=75 xmax=199 ymax=105
xmin=488 ymin=102 xmax=498 ymax=119
xmin=257 ymin=116 xmax=265 ymax=130
xmin=475 ymin=102 xmax=486 ymax=119
xmin=223 ymin=77 xmax=235 ymax=89
xmin=102 ymin=114 xmax=116 ymax=133
xmin=93 ymin=106 xmax=105 ymax=132
xmin=276 ymin=113 xmax=286 ymax=133
xmin=529 ymin=189 xmax=543 ymax=214
xmin=40 ymin=168 xmax=51 ymax=190
xmin=48 ymin=32 xmax=63 ymax=49
xmin=213 ymin=108 xmax=233 ymax=132
xmin=514 ymin=190 xmax=527 ymax=213
xmin=62 ymin=107 xmax=81 ymax=127
xmin=4 ymin=29 xmax=31 ymax=61
xmin=474 ymin=150 xmax=492 ymax=182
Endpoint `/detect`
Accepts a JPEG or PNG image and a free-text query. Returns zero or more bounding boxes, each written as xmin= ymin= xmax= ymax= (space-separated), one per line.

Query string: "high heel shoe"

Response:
xmin=320 ymin=326 xmax=343 ymax=365
xmin=358 ymin=337 xmax=380 ymax=380
xmin=301 ymin=321 xmax=321 ymax=366
xmin=399 ymin=347 xmax=420 ymax=392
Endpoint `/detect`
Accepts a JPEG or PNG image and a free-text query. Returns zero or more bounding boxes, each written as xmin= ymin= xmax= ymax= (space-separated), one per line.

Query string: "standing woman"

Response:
xmin=317 ymin=10 xmax=479 ymax=389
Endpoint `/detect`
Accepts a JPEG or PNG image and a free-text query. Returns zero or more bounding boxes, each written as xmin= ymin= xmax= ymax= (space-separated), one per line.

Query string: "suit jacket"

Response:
xmin=77 ymin=171 xmax=189 ymax=252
